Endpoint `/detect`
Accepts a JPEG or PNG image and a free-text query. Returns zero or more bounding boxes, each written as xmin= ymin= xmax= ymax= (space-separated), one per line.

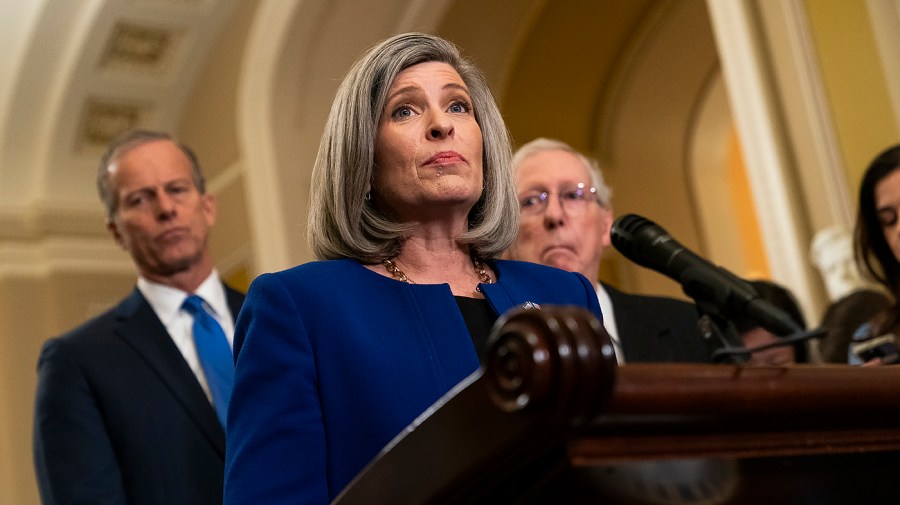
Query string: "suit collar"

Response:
xmin=137 ymin=270 xmax=233 ymax=328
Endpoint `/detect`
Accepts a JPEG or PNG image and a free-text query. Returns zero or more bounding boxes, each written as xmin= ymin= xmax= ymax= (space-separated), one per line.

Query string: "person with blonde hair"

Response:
xmin=224 ymin=33 xmax=604 ymax=504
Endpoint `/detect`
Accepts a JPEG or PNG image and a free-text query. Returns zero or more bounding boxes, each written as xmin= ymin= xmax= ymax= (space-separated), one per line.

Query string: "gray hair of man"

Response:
xmin=307 ymin=32 xmax=519 ymax=263
xmin=96 ymin=129 xmax=206 ymax=219
xmin=511 ymin=137 xmax=613 ymax=208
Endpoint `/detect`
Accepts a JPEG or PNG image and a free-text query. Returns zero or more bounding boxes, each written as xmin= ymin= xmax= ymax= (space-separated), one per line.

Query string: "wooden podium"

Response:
xmin=333 ymin=307 xmax=900 ymax=504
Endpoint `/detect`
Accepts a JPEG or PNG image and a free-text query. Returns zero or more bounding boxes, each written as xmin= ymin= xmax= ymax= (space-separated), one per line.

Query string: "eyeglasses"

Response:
xmin=518 ymin=183 xmax=599 ymax=217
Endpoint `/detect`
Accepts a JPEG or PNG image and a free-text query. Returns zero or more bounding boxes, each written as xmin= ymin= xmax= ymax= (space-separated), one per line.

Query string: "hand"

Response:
xmin=862 ymin=357 xmax=884 ymax=367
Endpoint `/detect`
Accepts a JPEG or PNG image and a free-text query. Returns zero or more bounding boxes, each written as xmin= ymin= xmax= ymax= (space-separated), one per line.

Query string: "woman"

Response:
xmin=223 ymin=33 xmax=603 ymax=504
xmin=849 ymin=144 xmax=900 ymax=365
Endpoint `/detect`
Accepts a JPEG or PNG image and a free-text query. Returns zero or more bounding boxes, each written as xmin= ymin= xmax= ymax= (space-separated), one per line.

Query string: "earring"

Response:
xmin=365 ymin=192 xmax=371 ymax=201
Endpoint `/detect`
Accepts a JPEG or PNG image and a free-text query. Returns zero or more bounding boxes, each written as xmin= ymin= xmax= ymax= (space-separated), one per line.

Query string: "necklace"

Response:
xmin=382 ymin=257 xmax=493 ymax=285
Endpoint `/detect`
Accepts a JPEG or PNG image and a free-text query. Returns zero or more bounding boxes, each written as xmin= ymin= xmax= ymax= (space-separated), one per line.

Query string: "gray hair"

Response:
xmin=96 ymin=129 xmax=206 ymax=219
xmin=511 ymin=137 xmax=613 ymax=207
xmin=307 ymin=32 xmax=518 ymax=262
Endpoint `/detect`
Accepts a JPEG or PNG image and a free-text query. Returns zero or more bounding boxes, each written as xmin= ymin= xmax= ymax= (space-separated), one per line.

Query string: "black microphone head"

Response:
xmin=610 ymin=214 xmax=681 ymax=273
xmin=611 ymin=214 xmax=801 ymax=337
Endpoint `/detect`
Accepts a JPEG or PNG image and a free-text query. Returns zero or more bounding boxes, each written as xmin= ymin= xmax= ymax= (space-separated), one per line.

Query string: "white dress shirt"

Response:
xmin=137 ymin=270 xmax=235 ymax=403
xmin=596 ymin=283 xmax=625 ymax=364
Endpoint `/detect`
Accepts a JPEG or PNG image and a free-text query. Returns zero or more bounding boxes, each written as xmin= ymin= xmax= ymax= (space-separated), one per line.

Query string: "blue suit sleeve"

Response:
xmin=224 ymin=273 xmax=329 ymax=505
xmin=33 ymin=340 xmax=127 ymax=505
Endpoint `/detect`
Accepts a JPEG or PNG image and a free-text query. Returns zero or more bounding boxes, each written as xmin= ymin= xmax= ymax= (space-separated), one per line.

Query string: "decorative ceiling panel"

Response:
xmin=76 ymin=99 xmax=149 ymax=150
xmin=100 ymin=22 xmax=181 ymax=73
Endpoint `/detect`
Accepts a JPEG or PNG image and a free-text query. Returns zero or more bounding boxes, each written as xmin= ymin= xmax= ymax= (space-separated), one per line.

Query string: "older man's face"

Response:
xmin=508 ymin=149 xmax=612 ymax=282
xmin=106 ymin=139 xmax=216 ymax=283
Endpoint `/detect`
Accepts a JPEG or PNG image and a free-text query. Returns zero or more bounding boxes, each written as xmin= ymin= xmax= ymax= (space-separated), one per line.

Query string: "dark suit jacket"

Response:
xmin=604 ymin=283 xmax=711 ymax=363
xmin=33 ymin=284 xmax=244 ymax=505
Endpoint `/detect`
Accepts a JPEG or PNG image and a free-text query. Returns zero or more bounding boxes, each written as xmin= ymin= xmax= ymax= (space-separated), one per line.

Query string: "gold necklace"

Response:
xmin=382 ymin=258 xmax=493 ymax=285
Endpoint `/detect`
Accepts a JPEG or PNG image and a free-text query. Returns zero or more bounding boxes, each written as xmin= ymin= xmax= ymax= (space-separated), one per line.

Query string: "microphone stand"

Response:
xmin=694 ymin=302 xmax=827 ymax=364
xmin=678 ymin=266 xmax=810 ymax=364
xmin=711 ymin=327 xmax=828 ymax=363
xmin=695 ymin=306 xmax=748 ymax=364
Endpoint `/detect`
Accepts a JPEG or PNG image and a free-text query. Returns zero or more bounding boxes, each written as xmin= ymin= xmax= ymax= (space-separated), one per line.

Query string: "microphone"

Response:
xmin=610 ymin=214 xmax=801 ymax=337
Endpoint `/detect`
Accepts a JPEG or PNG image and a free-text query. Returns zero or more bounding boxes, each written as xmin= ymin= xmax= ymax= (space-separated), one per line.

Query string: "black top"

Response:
xmin=455 ymin=296 xmax=497 ymax=362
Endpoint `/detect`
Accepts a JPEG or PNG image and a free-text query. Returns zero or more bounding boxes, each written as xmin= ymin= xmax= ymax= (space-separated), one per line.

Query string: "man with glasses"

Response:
xmin=507 ymin=138 xmax=710 ymax=363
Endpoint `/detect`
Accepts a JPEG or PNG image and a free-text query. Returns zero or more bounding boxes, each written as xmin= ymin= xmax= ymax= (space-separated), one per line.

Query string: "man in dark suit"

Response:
xmin=33 ymin=129 xmax=244 ymax=504
xmin=508 ymin=138 xmax=709 ymax=363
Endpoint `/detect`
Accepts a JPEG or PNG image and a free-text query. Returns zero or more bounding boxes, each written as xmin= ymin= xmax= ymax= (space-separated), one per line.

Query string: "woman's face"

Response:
xmin=373 ymin=61 xmax=484 ymax=223
xmin=874 ymin=168 xmax=900 ymax=263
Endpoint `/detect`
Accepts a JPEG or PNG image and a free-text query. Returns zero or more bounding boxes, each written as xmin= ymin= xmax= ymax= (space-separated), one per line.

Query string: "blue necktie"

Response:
xmin=182 ymin=295 xmax=233 ymax=428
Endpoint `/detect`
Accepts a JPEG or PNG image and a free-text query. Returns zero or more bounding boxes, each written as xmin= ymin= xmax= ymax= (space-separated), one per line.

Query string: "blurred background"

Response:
xmin=1 ymin=0 xmax=898 ymax=502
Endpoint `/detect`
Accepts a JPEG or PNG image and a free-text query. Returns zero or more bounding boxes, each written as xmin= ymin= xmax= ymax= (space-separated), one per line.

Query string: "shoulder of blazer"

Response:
xmin=494 ymin=259 xmax=592 ymax=287
xmin=244 ymin=259 xmax=359 ymax=292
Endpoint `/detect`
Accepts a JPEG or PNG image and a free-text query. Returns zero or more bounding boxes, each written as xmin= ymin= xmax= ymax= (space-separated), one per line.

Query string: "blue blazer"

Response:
xmin=224 ymin=258 xmax=602 ymax=505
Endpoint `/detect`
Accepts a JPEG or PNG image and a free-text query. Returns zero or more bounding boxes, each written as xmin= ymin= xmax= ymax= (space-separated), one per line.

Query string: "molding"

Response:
xmin=779 ymin=0 xmax=853 ymax=228
xmin=866 ymin=0 xmax=900 ymax=130
xmin=236 ymin=0 xmax=300 ymax=274
xmin=0 ymin=0 xmax=46 ymax=164
xmin=0 ymin=236 xmax=133 ymax=278
xmin=394 ymin=0 xmax=453 ymax=31
xmin=704 ymin=0 xmax=820 ymax=318
xmin=0 ymin=0 xmax=105 ymax=208
xmin=207 ymin=159 xmax=243 ymax=196
xmin=0 ymin=202 xmax=107 ymax=241
xmin=1 ymin=0 xmax=242 ymax=209
xmin=217 ymin=242 xmax=253 ymax=278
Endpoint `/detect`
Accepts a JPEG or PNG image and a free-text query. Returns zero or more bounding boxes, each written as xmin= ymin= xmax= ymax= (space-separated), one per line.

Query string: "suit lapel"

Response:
xmin=479 ymin=282 xmax=514 ymax=317
xmin=114 ymin=288 xmax=226 ymax=457
xmin=479 ymin=262 xmax=538 ymax=316
xmin=604 ymin=283 xmax=641 ymax=360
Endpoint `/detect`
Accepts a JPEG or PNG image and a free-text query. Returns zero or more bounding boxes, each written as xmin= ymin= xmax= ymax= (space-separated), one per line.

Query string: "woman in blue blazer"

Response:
xmin=224 ymin=33 xmax=603 ymax=505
